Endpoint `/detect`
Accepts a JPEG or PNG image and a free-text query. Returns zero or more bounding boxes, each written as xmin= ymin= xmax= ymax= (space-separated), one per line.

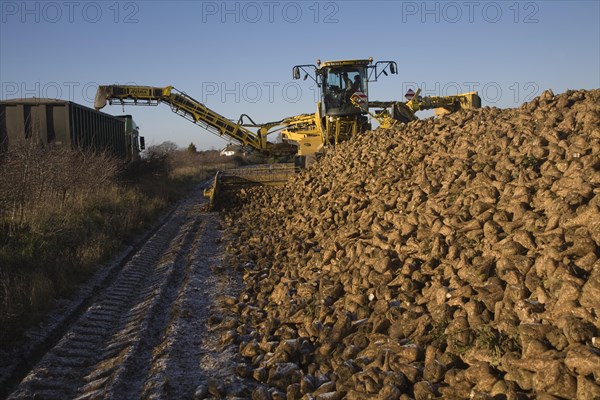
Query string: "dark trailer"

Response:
xmin=0 ymin=98 xmax=142 ymax=160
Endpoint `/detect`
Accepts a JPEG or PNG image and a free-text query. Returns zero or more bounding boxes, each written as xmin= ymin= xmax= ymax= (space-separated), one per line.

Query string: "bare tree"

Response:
xmin=146 ymin=141 xmax=178 ymax=157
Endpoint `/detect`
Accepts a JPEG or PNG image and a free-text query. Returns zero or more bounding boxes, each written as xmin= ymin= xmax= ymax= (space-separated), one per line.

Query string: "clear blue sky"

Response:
xmin=2 ymin=1 xmax=599 ymax=150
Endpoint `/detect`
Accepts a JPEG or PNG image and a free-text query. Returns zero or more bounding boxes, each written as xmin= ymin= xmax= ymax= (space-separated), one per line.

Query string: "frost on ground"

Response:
xmin=141 ymin=210 xmax=254 ymax=400
xmin=4 ymin=186 xmax=255 ymax=400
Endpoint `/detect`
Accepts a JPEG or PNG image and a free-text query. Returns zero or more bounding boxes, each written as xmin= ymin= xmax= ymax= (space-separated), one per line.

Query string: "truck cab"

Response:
xmin=117 ymin=114 xmax=145 ymax=161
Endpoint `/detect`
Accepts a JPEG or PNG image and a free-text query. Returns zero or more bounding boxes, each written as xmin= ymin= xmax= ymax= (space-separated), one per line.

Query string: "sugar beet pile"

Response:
xmin=222 ymin=89 xmax=600 ymax=400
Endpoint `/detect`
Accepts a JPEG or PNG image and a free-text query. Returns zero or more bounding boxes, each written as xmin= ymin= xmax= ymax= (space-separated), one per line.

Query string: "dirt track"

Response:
xmin=3 ymin=187 xmax=252 ymax=400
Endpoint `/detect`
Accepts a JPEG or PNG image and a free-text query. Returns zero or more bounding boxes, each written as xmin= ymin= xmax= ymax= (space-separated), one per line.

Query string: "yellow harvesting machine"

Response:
xmin=94 ymin=58 xmax=481 ymax=207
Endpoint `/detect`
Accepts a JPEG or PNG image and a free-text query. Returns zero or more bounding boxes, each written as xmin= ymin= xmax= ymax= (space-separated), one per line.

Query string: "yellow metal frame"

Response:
xmin=319 ymin=59 xmax=371 ymax=68
xmin=95 ymin=85 xmax=268 ymax=151
xmin=368 ymin=89 xmax=482 ymax=128
xmin=94 ymin=61 xmax=482 ymax=161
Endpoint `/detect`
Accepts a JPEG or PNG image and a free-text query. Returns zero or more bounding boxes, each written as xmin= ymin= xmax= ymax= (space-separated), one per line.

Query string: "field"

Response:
xmin=2 ymin=90 xmax=599 ymax=400
xmin=3 ymin=1 xmax=598 ymax=398
xmin=223 ymin=89 xmax=600 ymax=399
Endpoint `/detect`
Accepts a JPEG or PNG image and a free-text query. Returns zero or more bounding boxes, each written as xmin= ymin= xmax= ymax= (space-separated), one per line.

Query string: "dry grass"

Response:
xmin=0 ymin=143 xmax=230 ymax=346
xmin=169 ymin=150 xmax=238 ymax=183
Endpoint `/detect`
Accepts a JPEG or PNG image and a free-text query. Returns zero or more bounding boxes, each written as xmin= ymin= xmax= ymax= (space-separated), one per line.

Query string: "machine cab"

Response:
xmin=318 ymin=60 xmax=370 ymax=116
xmin=293 ymin=58 xmax=397 ymax=118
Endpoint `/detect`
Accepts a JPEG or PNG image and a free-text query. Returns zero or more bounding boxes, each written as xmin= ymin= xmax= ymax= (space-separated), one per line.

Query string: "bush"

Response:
xmin=0 ymin=143 xmax=169 ymax=346
xmin=0 ymin=140 xmax=288 ymax=346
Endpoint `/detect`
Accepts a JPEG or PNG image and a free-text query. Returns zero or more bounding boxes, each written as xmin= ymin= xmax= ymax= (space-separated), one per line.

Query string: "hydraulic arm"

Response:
xmin=368 ymin=89 xmax=482 ymax=128
xmin=94 ymin=85 xmax=270 ymax=151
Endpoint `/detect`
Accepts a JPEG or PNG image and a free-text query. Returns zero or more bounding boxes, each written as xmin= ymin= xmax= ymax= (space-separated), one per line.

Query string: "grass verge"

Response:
xmin=0 ymin=144 xmax=234 ymax=347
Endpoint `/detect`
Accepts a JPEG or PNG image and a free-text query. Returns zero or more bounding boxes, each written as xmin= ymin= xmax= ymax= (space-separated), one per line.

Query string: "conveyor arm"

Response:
xmin=94 ymin=85 xmax=267 ymax=151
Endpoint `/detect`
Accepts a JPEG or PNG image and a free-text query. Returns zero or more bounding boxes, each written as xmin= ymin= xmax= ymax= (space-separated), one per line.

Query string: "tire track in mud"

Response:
xmin=6 ymin=188 xmax=248 ymax=400
xmin=140 ymin=211 xmax=248 ymax=400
